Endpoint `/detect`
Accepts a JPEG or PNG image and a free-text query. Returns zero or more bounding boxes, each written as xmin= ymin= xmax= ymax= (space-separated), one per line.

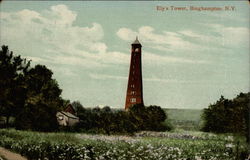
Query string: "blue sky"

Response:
xmin=0 ymin=1 xmax=249 ymax=109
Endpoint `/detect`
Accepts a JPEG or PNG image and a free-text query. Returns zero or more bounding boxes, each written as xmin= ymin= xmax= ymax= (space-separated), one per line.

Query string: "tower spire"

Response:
xmin=132 ymin=36 xmax=141 ymax=45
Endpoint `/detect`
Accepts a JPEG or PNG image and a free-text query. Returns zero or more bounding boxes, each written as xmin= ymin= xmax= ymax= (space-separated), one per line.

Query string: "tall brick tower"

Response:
xmin=125 ymin=37 xmax=144 ymax=110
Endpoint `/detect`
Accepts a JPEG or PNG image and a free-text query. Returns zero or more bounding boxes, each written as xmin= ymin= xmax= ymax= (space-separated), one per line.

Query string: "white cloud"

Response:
xmin=1 ymin=4 xmax=129 ymax=69
xmin=25 ymin=56 xmax=48 ymax=64
xmin=89 ymin=73 xmax=127 ymax=80
xmin=221 ymin=27 xmax=249 ymax=48
xmin=116 ymin=28 xmax=137 ymax=41
xmin=53 ymin=67 xmax=77 ymax=77
xmin=117 ymin=26 xmax=202 ymax=52
xmin=143 ymin=51 xmax=207 ymax=65
xmin=49 ymin=4 xmax=77 ymax=25
xmin=89 ymin=72 xmax=198 ymax=84
xmin=144 ymin=76 xmax=189 ymax=84
xmin=179 ymin=30 xmax=203 ymax=38
xmin=199 ymin=23 xmax=249 ymax=49
xmin=1 ymin=4 xmax=217 ymax=70
xmin=117 ymin=26 xmax=209 ymax=66
xmin=51 ymin=55 xmax=104 ymax=68
xmin=117 ymin=24 xmax=249 ymax=55
xmin=98 ymin=51 xmax=130 ymax=65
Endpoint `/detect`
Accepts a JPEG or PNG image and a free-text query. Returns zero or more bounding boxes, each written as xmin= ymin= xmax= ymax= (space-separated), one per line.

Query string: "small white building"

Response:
xmin=56 ymin=111 xmax=79 ymax=126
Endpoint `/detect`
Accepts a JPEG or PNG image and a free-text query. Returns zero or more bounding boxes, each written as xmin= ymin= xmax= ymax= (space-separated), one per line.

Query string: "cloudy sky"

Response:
xmin=0 ymin=1 xmax=249 ymax=109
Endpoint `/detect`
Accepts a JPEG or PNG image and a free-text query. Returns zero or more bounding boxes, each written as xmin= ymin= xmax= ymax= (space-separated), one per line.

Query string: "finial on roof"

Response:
xmin=132 ymin=36 xmax=141 ymax=45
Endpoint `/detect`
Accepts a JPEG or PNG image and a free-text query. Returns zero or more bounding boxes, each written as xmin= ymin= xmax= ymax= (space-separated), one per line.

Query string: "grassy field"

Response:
xmin=164 ymin=109 xmax=203 ymax=131
xmin=0 ymin=129 xmax=248 ymax=160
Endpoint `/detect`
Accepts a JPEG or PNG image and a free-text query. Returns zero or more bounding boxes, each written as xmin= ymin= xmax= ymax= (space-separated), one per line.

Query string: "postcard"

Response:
xmin=0 ymin=1 xmax=249 ymax=160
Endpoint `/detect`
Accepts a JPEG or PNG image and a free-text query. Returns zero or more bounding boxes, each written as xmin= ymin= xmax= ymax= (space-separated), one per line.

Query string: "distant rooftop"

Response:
xmin=132 ymin=36 xmax=141 ymax=45
xmin=59 ymin=111 xmax=79 ymax=119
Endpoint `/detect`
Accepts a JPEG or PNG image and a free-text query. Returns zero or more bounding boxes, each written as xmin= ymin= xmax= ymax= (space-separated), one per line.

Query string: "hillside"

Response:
xmin=164 ymin=108 xmax=203 ymax=131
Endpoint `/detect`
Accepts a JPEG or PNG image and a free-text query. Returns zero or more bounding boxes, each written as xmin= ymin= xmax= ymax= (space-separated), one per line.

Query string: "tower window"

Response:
xmin=130 ymin=84 xmax=135 ymax=88
xmin=130 ymin=98 xmax=136 ymax=103
xmin=131 ymin=91 xmax=136 ymax=95
xmin=135 ymin=48 xmax=139 ymax=52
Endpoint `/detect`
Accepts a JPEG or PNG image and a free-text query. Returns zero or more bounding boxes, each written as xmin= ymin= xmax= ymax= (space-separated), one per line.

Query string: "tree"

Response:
xmin=146 ymin=105 xmax=166 ymax=122
xmin=0 ymin=45 xmax=30 ymax=127
xmin=146 ymin=105 xmax=168 ymax=131
xmin=113 ymin=110 xmax=137 ymax=134
xmin=72 ymin=101 xmax=84 ymax=115
xmin=128 ymin=104 xmax=147 ymax=130
xmin=102 ymin=106 xmax=112 ymax=113
xmin=99 ymin=106 xmax=113 ymax=135
xmin=128 ymin=104 xmax=170 ymax=131
xmin=15 ymin=65 xmax=63 ymax=131
xmin=201 ymin=93 xmax=250 ymax=143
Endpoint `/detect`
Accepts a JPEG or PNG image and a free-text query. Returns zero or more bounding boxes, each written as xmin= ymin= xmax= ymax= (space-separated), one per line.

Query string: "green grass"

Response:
xmin=0 ymin=129 xmax=248 ymax=160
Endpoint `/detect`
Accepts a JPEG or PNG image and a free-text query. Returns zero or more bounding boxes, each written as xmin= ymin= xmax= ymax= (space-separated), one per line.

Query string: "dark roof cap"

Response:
xmin=132 ymin=36 xmax=141 ymax=45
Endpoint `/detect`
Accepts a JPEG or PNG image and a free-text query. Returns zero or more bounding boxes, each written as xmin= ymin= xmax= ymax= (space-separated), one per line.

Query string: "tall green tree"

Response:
xmin=0 ymin=45 xmax=30 ymax=126
xmin=15 ymin=65 xmax=63 ymax=131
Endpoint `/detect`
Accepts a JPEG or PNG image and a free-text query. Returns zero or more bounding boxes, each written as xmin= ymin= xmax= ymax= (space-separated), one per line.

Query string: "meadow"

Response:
xmin=0 ymin=129 xmax=247 ymax=160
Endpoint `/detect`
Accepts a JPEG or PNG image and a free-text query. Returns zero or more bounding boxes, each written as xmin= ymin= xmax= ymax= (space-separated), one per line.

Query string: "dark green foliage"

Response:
xmin=71 ymin=101 xmax=84 ymax=113
xmin=17 ymin=65 xmax=64 ymax=131
xmin=201 ymin=93 xmax=250 ymax=143
xmin=74 ymin=103 xmax=171 ymax=134
xmin=0 ymin=45 xmax=63 ymax=131
xmin=128 ymin=104 xmax=170 ymax=131
xmin=0 ymin=45 xmax=30 ymax=127
xmin=146 ymin=105 xmax=169 ymax=130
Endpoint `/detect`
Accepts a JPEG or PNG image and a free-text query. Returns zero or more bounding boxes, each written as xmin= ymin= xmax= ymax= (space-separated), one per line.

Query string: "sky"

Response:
xmin=0 ymin=1 xmax=249 ymax=109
